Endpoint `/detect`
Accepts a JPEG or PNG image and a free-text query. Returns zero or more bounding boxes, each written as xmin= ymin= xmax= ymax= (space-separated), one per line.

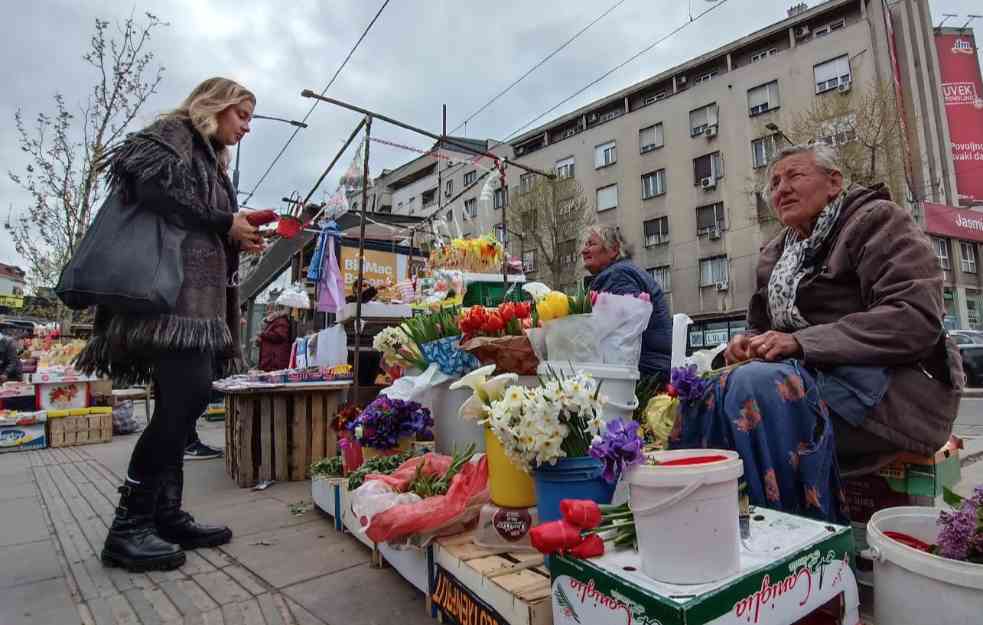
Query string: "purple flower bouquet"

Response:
xmin=936 ymin=486 xmax=983 ymax=563
xmin=347 ymin=396 xmax=434 ymax=451
xmin=589 ymin=418 xmax=645 ymax=484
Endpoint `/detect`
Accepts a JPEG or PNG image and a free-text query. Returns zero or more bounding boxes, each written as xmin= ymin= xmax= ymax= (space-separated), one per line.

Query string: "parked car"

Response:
xmin=959 ymin=344 xmax=983 ymax=387
xmin=950 ymin=330 xmax=983 ymax=345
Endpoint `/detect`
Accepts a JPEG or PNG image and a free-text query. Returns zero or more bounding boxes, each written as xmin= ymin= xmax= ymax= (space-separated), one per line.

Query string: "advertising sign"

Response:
xmin=338 ymin=247 xmax=408 ymax=295
xmin=0 ymin=295 xmax=24 ymax=309
xmin=431 ymin=565 xmax=508 ymax=625
xmin=924 ymin=201 xmax=983 ymax=242
xmin=935 ymin=33 xmax=983 ymax=204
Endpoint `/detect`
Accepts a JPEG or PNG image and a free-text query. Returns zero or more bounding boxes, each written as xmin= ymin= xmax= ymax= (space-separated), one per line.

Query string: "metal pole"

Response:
xmin=436 ymin=104 xmax=445 ymax=219
xmin=300 ymin=91 xmax=555 ymax=179
xmin=351 ymin=117 xmax=372 ymax=406
xmin=499 ymin=159 xmax=509 ymax=287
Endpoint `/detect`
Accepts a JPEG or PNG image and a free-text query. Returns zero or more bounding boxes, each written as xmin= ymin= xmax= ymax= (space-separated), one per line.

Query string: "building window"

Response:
xmin=817 ymin=114 xmax=857 ymax=146
xmin=464 ymin=170 xmax=477 ymax=186
xmin=694 ymin=71 xmax=718 ymax=84
xmin=644 ymin=216 xmax=670 ymax=247
xmin=495 ymin=224 xmax=508 ymax=245
xmin=693 ymin=152 xmax=724 ymax=185
xmin=558 ymin=198 xmax=574 ymax=216
xmin=596 ymin=184 xmax=618 ymax=212
xmin=689 ymin=103 xmax=718 ymax=136
xmin=559 ymin=240 xmax=577 ymax=266
xmin=520 ymin=209 xmax=539 ymax=232
xmin=464 ymin=198 xmax=477 ymax=219
xmin=814 ymin=18 xmax=846 ymax=38
xmin=750 ymin=48 xmax=778 ymax=63
xmin=642 ymin=91 xmax=668 ymax=106
xmin=445 ymin=209 xmax=453 ymax=223
xmin=639 ymin=123 xmax=664 ymax=153
xmin=696 ymin=202 xmax=726 ymax=236
xmin=968 ymin=290 xmax=981 ymax=329
xmin=814 ymin=54 xmax=851 ymax=93
xmin=961 ymin=241 xmax=977 ymax=274
xmin=594 ymin=141 xmax=617 ymax=168
xmin=519 ymin=250 xmax=536 ymax=274
xmin=493 ymin=187 xmax=507 ymax=210
xmin=751 ymin=134 xmax=784 ymax=169
xmin=556 ymin=156 xmax=575 ymax=179
xmin=649 ymin=265 xmax=671 ymax=292
xmin=641 ymin=169 xmax=667 ymax=199
xmin=445 ymin=179 xmax=453 ymax=197
xmin=748 ymin=81 xmax=780 ymax=116
xmin=699 ymin=256 xmax=729 ymax=287
xmin=519 ymin=173 xmax=534 ymax=194
xmin=934 ymin=237 xmax=951 ymax=270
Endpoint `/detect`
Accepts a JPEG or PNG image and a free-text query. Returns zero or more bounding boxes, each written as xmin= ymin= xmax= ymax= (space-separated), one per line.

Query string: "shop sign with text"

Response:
xmin=924 ymin=201 xmax=983 ymax=242
xmin=431 ymin=566 xmax=508 ymax=625
xmin=935 ymin=33 xmax=983 ymax=204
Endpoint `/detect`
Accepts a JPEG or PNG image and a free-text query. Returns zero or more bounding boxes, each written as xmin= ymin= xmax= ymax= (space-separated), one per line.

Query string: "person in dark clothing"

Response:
xmin=581 ymin=224 xmax=673 ymax=378
xmin=0 ymin=333 xmax=23 ymax=382
xmin=256 ymin=305 xmax=292 ymax=371
xmin=74 ymin=78 xmax=264 ymax=572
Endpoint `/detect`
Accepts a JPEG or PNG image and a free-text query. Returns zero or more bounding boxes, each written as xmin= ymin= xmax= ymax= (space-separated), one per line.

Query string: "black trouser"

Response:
xmin=127 ymin=350 xmax=213 ymax=482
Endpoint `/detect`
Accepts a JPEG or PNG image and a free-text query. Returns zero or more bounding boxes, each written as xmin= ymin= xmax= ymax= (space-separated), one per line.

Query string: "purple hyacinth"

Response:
xmin=936 ymin=486 xmax=983 ymax=561
xmin=589 ymin=418 xmax=645 ymax=483
xmin=670 ymin=365 xmax=710 ymax=404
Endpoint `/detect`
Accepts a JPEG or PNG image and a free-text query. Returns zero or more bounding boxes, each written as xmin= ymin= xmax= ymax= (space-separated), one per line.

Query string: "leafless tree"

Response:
xmin=6 ymin=13 xmax=167 ymax=289
xmin=507 ymin=174 xmax=595 ymax=290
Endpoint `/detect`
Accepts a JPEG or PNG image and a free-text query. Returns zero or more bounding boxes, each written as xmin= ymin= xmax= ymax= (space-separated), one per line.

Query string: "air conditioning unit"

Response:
xmin=706 ymin=125 xmax=718 ymax=138
xmin=716 ymin=280 xmax=729 ymax=291
xmin=837 ymin=80 xmax=852 ymax=93
xmin=701 ymin=177 xmax=716 ymax=190
xmin=709 ymin=226 xmax=722 ymax=240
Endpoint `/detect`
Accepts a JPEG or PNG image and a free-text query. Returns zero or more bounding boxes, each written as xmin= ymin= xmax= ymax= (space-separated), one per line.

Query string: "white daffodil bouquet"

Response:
xmin=372 ymin=326 xmax=426 ymax=371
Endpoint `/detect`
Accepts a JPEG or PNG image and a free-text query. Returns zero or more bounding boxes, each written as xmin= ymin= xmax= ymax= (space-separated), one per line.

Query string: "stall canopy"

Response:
xmin=924 ymin=201 xmax=983 ymax=242
xmin=238 ymin=210 xmax=423 ymax=307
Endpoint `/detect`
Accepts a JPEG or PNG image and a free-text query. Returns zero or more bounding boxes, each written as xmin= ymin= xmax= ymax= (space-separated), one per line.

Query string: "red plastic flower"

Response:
xmin=560 ymin=499 xmax=602 ymax=529
xmin=568 ymin=533 xmax=605 ymax=558
xmin=530 ymin=520 xmax=583 ymax=555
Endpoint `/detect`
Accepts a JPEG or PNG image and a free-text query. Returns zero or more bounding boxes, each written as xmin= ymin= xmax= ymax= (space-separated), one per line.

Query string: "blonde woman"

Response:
xmin=77 ymin=77 xmax=262 ymax=572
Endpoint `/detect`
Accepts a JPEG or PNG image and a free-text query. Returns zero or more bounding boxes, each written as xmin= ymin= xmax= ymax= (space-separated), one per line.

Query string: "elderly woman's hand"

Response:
xmin=747 ymin=331 xmax=802 ymax=362
xmin=724 ymin=334 xmax=753 ymax=365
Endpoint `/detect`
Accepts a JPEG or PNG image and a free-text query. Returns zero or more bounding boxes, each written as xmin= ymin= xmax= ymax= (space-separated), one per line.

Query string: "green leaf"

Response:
xmin=943 ymin=486 xmax=965 ymax=508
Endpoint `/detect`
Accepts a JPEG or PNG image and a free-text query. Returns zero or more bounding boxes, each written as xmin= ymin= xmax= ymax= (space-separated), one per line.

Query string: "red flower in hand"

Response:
xmin=568 ymin=533 xmax=605 ymax=558
xmin=530 ymin=520 xmax=583 ymax=555
xmin=560 ymin=499 xmax=602 ymax=529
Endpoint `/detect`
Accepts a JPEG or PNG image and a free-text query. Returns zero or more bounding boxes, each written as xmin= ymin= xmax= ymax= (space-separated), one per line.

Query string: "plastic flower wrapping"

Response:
xmin=484 ymin=372 xmax=605 ymax=472
xmin=428 ymin=235 xmax=504 ymax=273
xmin=347 ymin=396 xmax=434 ymax=450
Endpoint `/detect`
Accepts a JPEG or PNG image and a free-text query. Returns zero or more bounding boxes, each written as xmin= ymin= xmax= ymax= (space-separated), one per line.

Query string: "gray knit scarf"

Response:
xmin=767 ymin=193 xmax=846 ymax=331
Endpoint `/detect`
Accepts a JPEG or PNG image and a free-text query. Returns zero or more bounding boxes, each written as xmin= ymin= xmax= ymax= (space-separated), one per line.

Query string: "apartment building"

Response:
xmin=501 ymin=0 xmax=962 ymax=347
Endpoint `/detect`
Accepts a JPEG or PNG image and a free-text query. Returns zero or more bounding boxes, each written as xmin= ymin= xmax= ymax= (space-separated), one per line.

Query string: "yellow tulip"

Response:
xmin=537 ymin=291 xmax=570 ymax=321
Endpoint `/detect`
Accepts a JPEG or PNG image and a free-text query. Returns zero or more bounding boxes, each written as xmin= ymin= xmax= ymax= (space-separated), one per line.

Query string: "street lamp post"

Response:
xmin=233 ymin=114 xmax=309 ymax=196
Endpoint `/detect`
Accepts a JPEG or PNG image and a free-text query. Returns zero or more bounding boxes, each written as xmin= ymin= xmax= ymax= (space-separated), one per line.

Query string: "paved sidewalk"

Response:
xmin=0 ymin=420 xmax=435 ymax=625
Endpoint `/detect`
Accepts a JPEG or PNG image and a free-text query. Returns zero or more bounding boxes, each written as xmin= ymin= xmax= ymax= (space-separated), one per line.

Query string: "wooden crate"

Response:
xmin=224 ymin=384 xmax=347 ymax=488
xmin=48 ymin=412 xmax=112 ymax=448
xmin=432 ymin=531 xmax=552 ymax=625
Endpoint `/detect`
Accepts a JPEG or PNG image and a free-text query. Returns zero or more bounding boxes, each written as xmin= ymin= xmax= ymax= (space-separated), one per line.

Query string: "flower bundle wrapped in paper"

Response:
xmin=399 ymin=307 xmax=479 ymax=376
xmin=428 ymin=235 xmax=504 ymax=273
xmin=458 ymin=302 xmax=539 ymax=375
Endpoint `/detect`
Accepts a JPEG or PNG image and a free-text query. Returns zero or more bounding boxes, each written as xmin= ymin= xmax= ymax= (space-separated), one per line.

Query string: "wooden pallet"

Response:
xmin=224 ymin=384 xmax=347 ymax=487
xmin=48 ymin=413 xmax=112 ymax=448
xmin=433 ymin=531 xmax=552 ymax=625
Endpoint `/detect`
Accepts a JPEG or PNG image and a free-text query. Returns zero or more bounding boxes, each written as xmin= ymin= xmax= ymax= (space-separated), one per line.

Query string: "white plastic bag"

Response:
xmin=380 ymin=363 xmax=454 ymax=403
xmin=543 ymin=314 xmax=600 ymax=363
xmin=349 ymin=480 xmax=421 ymax=536
xmin=312 ymin=324 xmax=347 ymax=367
xmin=592 ymin=293 xmax=653 ymax=367
xmin=276 ymin=283 xmax=311 ymax=309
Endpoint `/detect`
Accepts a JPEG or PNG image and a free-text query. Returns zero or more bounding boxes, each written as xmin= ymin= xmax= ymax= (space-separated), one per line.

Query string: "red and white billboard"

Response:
xmin=924 ymin=201 xmax=983 ymax=242
xmin=935 ymin=32 xmax=983 ymax=204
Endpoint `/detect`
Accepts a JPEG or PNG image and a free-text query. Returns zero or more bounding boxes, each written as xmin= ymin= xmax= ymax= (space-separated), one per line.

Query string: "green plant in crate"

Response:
xmin=310 ymin=455 xmax=344 ymax=479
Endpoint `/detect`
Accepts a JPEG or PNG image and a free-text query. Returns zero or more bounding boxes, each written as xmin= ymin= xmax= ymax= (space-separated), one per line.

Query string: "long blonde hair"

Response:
xmin=165 ymin=77 xmax=255 ymax=169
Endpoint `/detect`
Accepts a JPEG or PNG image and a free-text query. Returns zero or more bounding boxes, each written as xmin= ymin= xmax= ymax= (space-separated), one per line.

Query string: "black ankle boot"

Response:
xmin=102 ymin=479 xmax=186 ymax=572
xmin=156 ymin=466 xmax=232 ymax=549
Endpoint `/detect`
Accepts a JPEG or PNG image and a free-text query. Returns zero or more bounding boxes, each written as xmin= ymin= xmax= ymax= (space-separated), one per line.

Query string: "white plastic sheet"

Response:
xmin=592 ymin=293 xmax=653 ymax=367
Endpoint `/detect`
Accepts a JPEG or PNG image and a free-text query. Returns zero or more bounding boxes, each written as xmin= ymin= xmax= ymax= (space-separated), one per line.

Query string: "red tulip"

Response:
xmin=568 ymin=533 xmax=605 ymax=559
xmin=499 ymin=302 xmax=516 ymax=322
xmin=514 ymin=302 xmax=532 ymax=319
xmin=482 ymin=312 xmax=505 ymax=334
xmin=560 ymin=499 xmax=602 ymax=529
xmin=530 ymin=520 xmax=583 ymax=555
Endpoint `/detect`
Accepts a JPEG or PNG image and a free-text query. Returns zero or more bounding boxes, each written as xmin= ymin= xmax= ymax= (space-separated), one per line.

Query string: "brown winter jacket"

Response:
xmin=258 ymin=313 xmax=292 ymax=372
xmin=747 ymin=184 xmax=964 ymax=456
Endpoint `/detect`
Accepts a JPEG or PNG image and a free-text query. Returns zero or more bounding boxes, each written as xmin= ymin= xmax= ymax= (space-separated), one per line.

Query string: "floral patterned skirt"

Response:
xmin=670 ymin=360 xmax=847 ymax=524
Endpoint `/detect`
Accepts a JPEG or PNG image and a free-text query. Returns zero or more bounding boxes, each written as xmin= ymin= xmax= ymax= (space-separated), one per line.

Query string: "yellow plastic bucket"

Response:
xmin=362 ymin=435 xmax=413 ymax=461
xmin=484 ymin=428 xmax=536 ymax=508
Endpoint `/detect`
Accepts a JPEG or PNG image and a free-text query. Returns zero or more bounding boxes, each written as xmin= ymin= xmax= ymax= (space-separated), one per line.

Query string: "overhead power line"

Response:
xmin=241 ymin=0 xmax=392 ymax=205
xmin=449 ymin=0 xmax=629 ymax=135
xmin=504 ymin=0 xmax=731 ymax=142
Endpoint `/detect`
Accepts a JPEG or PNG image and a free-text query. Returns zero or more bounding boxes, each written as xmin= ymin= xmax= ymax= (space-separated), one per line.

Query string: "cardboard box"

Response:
xmin=551 ymin=509 xmax=857 ymax=625
xmin=36 ymin=381 xmax=90 ymax=411
xmin=47 ymin=411 xmax=112 ymax=448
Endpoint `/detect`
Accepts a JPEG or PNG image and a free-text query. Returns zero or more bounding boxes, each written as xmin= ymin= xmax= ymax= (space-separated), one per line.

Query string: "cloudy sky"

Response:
xmin=1 ymin=0 xmax=980 ymax=271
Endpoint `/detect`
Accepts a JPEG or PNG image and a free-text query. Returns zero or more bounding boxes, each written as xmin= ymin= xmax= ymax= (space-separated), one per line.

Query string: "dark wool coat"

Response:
xmin=258 ymin=313 xmax=292 ymax=372
xmin=77 ymin=117 xmax=242 ymax=385
xmin=747 ymin=184 xmax=964 ymax=455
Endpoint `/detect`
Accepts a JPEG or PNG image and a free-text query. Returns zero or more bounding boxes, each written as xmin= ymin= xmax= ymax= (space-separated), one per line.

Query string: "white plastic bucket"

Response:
xmin=538 ymin=361 xmax=639 ymax=422
xmin=426 ymin=381 xmax=485 ymax=455
xmin=866 ymin=507 xmax=983 ymax=625
xmin=626 ymin=449 xmax=743 ymax=584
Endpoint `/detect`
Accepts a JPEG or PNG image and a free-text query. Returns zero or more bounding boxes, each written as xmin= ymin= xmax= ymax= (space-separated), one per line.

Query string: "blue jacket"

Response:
xmin=589 ymin=259 xmax=672 ymax=377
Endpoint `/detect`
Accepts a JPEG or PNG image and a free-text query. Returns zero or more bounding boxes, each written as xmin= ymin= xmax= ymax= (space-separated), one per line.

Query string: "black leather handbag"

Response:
xmin=56 ymin=190 xmax=187 ymax=313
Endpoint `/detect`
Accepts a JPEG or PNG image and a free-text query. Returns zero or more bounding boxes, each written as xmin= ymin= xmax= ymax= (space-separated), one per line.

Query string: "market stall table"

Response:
xmin=221 ymin=380 xmax=351 ymax=487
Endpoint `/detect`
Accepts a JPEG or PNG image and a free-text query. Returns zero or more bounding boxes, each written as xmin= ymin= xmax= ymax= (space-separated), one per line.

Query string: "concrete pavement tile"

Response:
xmin=190 ymin=495 xmax=320 ymax=539
xmin=0 ymin=498 xmax=51 ymax=547
xmin=283 ymin=563 xmax=433 ymax=625
xmin=124 ymin=584 xmax=183 ymax=624
xmin=265 ymin=480 xmax=317 ymax=505
xmin=223 ymin=564 xmax=268 ymax=596
xmin=255 ymin=593 xmax=289 ymax=625
xmin=219 ymin=522 xmax=369 ymax=589
xmin=0 ymin=478 xmax=37 ymax=501
xmin=193 ymin=569 xmax=253 ymax=606
xmin=221 ymin=597 xmax=267 ymax=625
xmin=0 ymin=577 xmax=78 ymax=625
xmin=0 ymin=540 xmax=63 ymax=589
xmin=159 ymin=578 xmax=220 ymax=618
xmin=283 ymin=596 xmax=328 ymax=625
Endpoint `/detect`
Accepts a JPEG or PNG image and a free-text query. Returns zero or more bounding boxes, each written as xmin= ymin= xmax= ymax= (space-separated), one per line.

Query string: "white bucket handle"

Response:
xmin=630 ymin=478 xmax=705 ymax=518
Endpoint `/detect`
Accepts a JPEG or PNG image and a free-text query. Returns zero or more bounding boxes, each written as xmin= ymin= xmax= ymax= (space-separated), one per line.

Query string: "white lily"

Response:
xmin=451 ymin=365 xmax=520 ymax=421
xmin=449 ymin=364 xmax=497 ymax=395
xmin=521 ymin=282 xmax=551 ymax=300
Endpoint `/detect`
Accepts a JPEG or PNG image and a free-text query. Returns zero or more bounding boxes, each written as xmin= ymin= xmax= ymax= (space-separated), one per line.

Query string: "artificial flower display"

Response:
xmin=428 ymin=235 xmax=504 ymax=273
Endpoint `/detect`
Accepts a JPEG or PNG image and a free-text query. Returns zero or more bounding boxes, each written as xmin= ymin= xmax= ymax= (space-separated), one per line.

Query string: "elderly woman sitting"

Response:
xmin=671 ymin=144 xmax=963 ymax=523
xmin=581 ymin=224 xmax=673 ymax=378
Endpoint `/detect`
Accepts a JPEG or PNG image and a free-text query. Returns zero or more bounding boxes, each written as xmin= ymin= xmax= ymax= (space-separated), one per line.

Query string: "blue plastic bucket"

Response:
xmin=532 ymin=456 xmax=616 ymax=523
